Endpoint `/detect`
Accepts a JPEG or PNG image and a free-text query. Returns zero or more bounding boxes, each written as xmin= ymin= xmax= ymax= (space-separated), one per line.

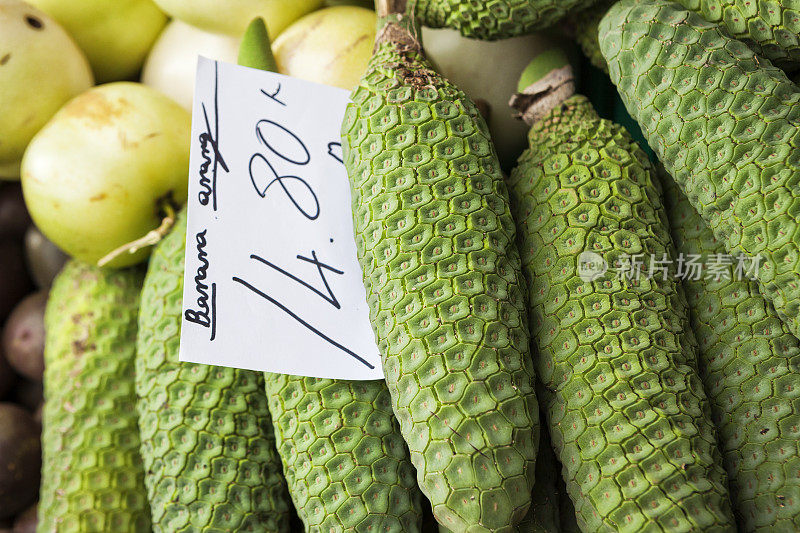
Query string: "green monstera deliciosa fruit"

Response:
xmin=265 ymin=375 xmax=424 ymax=531
xmin=601 ymin=0 xmax=800 ymax=345
xmin=437 ymin=425 xmax=565 ymax=533
xmin=662 ymin=166 xmax=800 ymax=531
xmin=506 ymin=50 xmax=735 ymax=531
xmin=135 ymin=209 xmax=291 ymax=532
xmin=673 ymin=0 xmax=800 ymax=70
xmin=341 ymin=1 xmax=540 ymax=530
xmin=410 ymin=0 xmax=602 ymax=39
xmin=577 ymin=0 xmax=800 ymax=74
xmin=39 ymin=261 xmax=151 ymax=532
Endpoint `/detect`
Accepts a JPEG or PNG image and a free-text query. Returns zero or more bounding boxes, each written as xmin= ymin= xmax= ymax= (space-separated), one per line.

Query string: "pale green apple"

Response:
xmin=0 ymin=0 xmax=93 ymax=180
xmin=25 ymin=0 xmax=167 ymax=83
xmin=151 ymin=0 xmax=322 ymax=37
xmin=273 ymin=6 xmax=375 ymax=90
xmin=142 ymin=19 xmax=241 ymax=110
xmin=21 ymin=82 xmax=191 ymax=268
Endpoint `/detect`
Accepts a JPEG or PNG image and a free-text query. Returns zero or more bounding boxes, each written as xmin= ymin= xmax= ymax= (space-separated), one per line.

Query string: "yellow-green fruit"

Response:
xmin=0 ymin=0 xmax=92 ymax=180
xmin=341 ymin=14 xmax=539 ymax=532
xmin=142 ymin=19 xmax=241 ymax=111
xmin=325 ymin=0 xmax=372 ymax=7
xmin=265 ymin=375 xmax=423 ymax=531
xmin=151 ymin=0 xmax=321 ymax=37
xmin=507 ymin=94 xmax=734 ymax=531
xmin=21 ymin=82 xmax=191 ymax=268
xmin=39 ymin=261 xmax=150 ymax=532
xmin=25 ymin=0 xmax=166 ymax=83
xmin=273 ymin=6 xmax=375 ymax=90
xmin=662 ymin=168 xmax=800 ymax=531
xmin=136 ymin=210 xmax=291 ymax=532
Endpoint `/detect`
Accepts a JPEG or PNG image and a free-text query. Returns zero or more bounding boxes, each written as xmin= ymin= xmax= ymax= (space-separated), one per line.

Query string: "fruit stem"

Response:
xmin=509 ymin=49 xmax=576 ymax=126
xmin=97 ymin=202 xmax=176 ymax=268
xmin=375 ymin=0 xmax=421 ymax=52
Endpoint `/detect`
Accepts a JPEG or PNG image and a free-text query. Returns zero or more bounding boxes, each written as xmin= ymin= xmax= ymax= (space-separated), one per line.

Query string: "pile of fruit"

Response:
xmin=3 ymin=0 xmax=800 ymax=531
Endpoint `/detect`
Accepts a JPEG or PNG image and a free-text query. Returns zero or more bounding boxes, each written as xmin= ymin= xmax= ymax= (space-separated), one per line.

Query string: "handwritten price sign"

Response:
xmin=179 ymin=57 xmax=383 ymax=380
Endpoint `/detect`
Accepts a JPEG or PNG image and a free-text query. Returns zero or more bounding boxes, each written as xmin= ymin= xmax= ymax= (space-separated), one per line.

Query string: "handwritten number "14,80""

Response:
xmin=249 ymin=118 xmax=320 ymax=220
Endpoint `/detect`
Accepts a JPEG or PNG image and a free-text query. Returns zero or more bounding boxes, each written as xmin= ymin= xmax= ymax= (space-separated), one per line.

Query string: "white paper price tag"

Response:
xmin=179 ymin=57 xmax=383 ymax=380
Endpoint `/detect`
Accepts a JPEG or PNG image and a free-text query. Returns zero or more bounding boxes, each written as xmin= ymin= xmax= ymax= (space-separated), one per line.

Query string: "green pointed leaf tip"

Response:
xmin=517 ymin=47 xmax=571 ymax=92
xmin=238 ymin=17 xmax=277 ymax=72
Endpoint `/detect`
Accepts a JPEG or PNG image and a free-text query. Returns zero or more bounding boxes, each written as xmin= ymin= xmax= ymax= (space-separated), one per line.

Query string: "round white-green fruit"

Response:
xmin=422 ymin=27 xmax=562 ymax=169
xmin=151 ymin=0 xmax=322 ymax=38
xmin=142 ymin=19 xmax=240 ymax=110
xmin=273 ymin=6 xmax=375 ymax=90
xmin=0 ymin=0 xmax=92 ymax=180
xmin=24 ymin=0 xmax=167 ymax=83
xmin=21 ymin=82 xmax=191 ymax=268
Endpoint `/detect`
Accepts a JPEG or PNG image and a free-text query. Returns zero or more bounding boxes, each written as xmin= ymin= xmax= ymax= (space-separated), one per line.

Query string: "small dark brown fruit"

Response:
xmin=12 ymin=503 xmax=36 ymax=533
xmin=0 ymin=403 xmax=41 ymax=519
xmin=0 ymin=243 xmax=33 ymax=322
xmin=2 ymin=292 xmax=46 ymax=381
xmin=24 ymin=227 xmax=67 ymax=289
xmin=0 ymin=185 xmax=30 ymax=242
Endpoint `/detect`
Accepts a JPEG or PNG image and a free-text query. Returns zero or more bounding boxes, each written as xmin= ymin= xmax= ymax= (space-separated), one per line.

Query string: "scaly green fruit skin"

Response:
xmin=601 ymin=0 xmax=800 ymax=343
xmin=674 ymin=0 xmax=800 ymax=70
xmin=438 ymin=428 xmax=563 ymax=533
xmin=135 ymin=210 xmax=290 ymax=532
xmin=265 ymin=375 xmax=423 ymax=531
xmin=412 ymin=0 xmax=602 ymax=39
xmin=341 ymin=25 xmax=539 ymax=532
xmin=507 ymin=95 xmax=734 ymax=532
xmin=662 ymin=168 xmax=800 ymax=531
xmin=39 ymin=261 xmax=150 ymax=532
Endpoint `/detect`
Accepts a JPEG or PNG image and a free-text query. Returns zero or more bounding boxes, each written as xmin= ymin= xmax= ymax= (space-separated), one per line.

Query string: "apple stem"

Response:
xmin=97 ymin=202 xmax=176 ymax=268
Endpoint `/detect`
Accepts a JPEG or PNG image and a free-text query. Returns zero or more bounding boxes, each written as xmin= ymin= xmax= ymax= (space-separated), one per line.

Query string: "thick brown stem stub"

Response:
xmin=510 ymin=65 xmax=576 ymax=126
